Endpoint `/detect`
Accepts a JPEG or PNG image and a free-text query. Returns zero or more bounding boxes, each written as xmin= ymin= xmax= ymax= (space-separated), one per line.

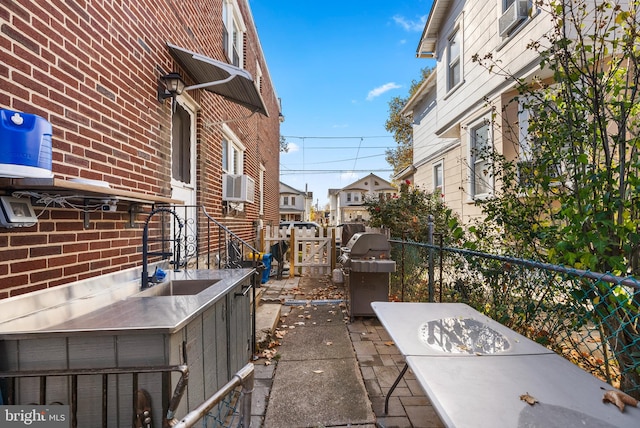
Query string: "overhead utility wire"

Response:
xmin=280 ymin=169 xmax=393 ymax=175
xmin=283 ymin=135 xmax=390 ymax=139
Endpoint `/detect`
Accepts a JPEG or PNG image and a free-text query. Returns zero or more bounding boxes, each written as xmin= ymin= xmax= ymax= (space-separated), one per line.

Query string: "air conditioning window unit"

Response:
xmin=222 ymin=174 xmax=255 ymax=203
xmin=499 ymin=0 xmax=529 ymax=37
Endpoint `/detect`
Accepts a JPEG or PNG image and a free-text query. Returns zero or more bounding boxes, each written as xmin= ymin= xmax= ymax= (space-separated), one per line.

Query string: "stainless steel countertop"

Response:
xmin=0 ymin=269 xmax=253 ymax=338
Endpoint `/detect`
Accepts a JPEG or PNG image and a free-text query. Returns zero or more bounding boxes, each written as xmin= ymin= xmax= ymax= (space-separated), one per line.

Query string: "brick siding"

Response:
xmin=0 ymin=0 xmax=281 ymax=298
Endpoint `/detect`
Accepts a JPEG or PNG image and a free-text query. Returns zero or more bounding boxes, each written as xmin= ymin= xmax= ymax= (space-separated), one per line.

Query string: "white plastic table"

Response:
xmin=371 ymin=302 xmax=640 ymax=428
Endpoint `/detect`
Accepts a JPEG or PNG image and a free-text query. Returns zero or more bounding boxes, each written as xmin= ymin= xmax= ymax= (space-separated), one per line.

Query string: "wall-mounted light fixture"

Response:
xmin=157 ymin=72 xmax=186 ymax=102
xmin=278 ymin=97 xmax=285 ymax=123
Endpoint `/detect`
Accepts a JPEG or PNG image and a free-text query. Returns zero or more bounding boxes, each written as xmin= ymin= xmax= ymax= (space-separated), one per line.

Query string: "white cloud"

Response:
xmin=283 ymin=142 xmax=300 ymax=153
xmin=366 ymin=82 xmax=401 ymax=101
xmin=341 ymin=171 xmax=359 ymax=181
xmin=393 ymin=14 xmax=427 ymax=32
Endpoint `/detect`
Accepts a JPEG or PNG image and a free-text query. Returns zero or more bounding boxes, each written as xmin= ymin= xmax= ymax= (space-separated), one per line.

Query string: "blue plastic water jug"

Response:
xmin=0 ymin=109 xmax=53 ymax=178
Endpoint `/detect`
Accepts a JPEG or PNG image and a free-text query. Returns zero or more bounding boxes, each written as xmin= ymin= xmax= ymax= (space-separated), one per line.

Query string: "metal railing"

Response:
xmin=0 ymin=365 xmax=188 ymax=428
xmin=0 ymin=363 xmax=254 ymax=428
xmin=172 ymin=363 xmax=254 ymax=428
xmin=390 ymin=238 xmax=640 ymax=398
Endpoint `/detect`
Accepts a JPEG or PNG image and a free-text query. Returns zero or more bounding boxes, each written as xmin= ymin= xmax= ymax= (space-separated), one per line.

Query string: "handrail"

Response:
xmin=199 ymin=206 xmax=259 ymax=254
xmin=171 ymin=363 xmax=254 ymax=428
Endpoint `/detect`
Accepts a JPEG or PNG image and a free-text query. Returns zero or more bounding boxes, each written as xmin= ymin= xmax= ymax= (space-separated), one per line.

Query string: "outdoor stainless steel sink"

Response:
xmin=134 ymin=279 xmax=220 ymax=297
xmin=419 ymin=317 xmax=511 ymax=354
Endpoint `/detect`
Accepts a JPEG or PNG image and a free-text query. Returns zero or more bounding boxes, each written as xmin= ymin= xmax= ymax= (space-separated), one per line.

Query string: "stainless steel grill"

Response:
xmin=340 ymin=232 xmax=396 ymax=318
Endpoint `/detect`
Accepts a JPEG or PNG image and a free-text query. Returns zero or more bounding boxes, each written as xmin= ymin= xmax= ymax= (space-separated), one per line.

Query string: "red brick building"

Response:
xmin=0 ymin=0 xmax=281 ymax=298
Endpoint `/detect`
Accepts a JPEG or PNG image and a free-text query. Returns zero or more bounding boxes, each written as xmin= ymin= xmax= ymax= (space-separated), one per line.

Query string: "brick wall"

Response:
xmin=0 ymin=0 xmax=281 ymax=298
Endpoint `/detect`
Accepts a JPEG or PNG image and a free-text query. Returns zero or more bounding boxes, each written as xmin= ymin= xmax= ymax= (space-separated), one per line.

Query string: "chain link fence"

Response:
xmin=389 ymin=239 xmax=640 ymax=399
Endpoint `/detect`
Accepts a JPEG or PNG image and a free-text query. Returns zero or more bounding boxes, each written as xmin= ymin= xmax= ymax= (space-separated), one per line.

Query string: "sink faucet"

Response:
xmin=141 ymin=207 xmax=184 ymax=290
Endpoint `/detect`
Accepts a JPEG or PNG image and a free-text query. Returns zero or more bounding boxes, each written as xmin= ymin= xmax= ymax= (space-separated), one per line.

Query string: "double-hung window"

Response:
xmin=517 ymin=98 xmax=534 ymax=187
xmin=222 ymin=0 xmax=245 ymax=68
xmin=517 ymin=95 xmax=568 ymax=187
xmin=433 ymin=161 xmax=444 ymax=195
xmin=469 ymin=119 xmax=493 ymax=198
xmin=221 ymin=125 xmax=245 ymax=175
xmin=447 ymin=28 xmax=461 ymax=91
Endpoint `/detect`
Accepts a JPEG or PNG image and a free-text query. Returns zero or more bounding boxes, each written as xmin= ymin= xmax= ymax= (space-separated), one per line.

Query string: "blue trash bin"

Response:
xmin=261 ymin=253 xmax=272 ymax=284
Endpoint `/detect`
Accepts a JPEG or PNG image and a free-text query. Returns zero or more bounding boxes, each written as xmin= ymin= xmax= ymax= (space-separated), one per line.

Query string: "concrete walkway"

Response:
xmin=251 ymin=275 xmax=444 ymax=428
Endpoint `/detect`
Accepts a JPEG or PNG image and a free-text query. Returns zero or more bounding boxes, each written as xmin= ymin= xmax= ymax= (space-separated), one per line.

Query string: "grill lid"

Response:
xmin=345 ymin=232 xmax=391 ymax=259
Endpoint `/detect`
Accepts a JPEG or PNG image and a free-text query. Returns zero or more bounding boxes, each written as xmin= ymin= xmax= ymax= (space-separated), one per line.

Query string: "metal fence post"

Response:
xmin=428 ymin=215 xmax=434 ymax=302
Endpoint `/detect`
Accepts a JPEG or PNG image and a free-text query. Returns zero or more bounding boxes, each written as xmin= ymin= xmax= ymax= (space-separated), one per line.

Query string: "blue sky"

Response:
xmin=249 ymin=0 xmax=436 ymax=207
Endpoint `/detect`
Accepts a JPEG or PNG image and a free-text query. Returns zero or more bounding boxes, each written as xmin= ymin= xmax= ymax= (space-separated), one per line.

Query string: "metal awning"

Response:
xmin=167 ymin=43 xmax=268 ymax=117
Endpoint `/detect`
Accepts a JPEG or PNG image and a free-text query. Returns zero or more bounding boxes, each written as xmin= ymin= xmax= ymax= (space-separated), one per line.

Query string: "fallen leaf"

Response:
xmin=520 ymin=393 xmax=538 ymax=405
xmin=603 ymin=389 xmax=639 ymax=412
xmin=313 ymin=370 xmax=324 ymax=374
xmin=384 ymin=341 xmax=394 ymax=347
xmin=264 ymin=360 xmax=271 ymax=366
xmin=326 ymin=341 xmax=333 ymax=346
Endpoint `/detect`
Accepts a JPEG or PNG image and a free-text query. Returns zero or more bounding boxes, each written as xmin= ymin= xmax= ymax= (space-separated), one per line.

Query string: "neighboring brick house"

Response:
xmin=279 ymin=181 xmax=312 ymax=222
xmin=328 ymin=173 xmax=396 ymax=225
xmin=0 ymin=0 xmax=281 ymax=298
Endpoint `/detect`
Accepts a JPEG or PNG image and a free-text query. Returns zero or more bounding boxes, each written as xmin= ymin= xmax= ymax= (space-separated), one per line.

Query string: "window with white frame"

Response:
xmin=222 ymin=0 xmax=245 ymax=68
xmin=517 ymin=96 xmax=567 ymax=187
xmin=447 ymin=28 xmax=461 ymax=91
xmin=517 ymin=98 xmax=534 ymax=186
xmin=283 ymin=196 xmax=289 ymax=206
xmin=259 ymin=164 xmax=265 ymax=215
xmin=469 ymin=119 xmax=493 ymax=198
xmin=346 ymin=192 xmax=352 ymax=202
xmin=433 ymin=161 xmax=444 ymax=195
xmin=221 ymin=126 xmax=245 ymax=175
xmin=291 ymin=196 xmax=296 ymax=205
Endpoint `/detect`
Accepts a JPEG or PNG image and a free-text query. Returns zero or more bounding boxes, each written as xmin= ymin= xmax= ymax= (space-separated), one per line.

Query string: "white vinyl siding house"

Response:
xmin=279 ymin=182 xmax=313 ymax=222
xmin=406 ymin=0 xmax=550 ymax=224
xmin=328 ymin=173 xmax=396 ymax=225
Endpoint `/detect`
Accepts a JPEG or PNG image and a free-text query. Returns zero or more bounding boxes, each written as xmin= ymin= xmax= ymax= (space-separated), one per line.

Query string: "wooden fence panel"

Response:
xmin=262 ymin=226 xmax=339 ymax=278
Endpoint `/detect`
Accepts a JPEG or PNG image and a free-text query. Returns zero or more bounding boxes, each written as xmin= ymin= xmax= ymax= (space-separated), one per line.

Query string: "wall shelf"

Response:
xmin=0 ymin=178 xmax=183 ymax=228
xmin=0 ymin=177 xmax=183 ymax=205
